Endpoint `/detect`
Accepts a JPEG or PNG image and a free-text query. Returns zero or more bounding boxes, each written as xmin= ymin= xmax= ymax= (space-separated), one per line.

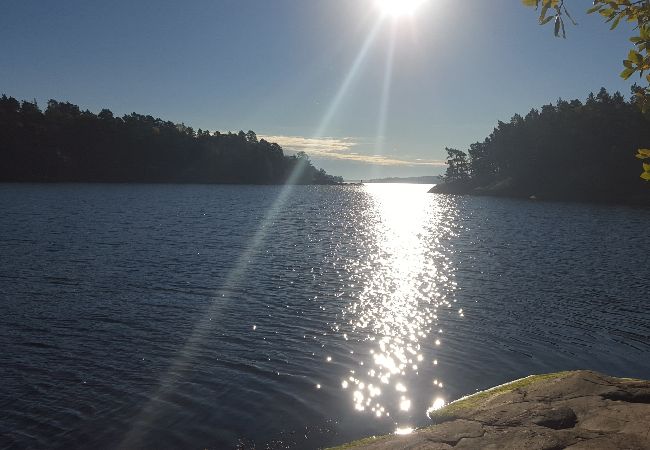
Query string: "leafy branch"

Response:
xmin=523 ymin=0 xmax=650 ymax=181
xmin=637 ymin=149 xmax=650 ymax=179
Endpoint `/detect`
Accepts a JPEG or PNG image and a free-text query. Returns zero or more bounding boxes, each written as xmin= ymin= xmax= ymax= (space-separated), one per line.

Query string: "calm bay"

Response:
xmin=1 ymin=183 xmax=649 ymax=449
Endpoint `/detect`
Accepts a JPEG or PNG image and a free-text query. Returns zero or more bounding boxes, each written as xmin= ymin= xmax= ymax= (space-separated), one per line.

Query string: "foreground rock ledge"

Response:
xmin=330 ymin=370 xmax=650 ymax=450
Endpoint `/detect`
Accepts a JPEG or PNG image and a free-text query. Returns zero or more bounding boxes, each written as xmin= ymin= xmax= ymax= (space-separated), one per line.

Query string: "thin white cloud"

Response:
xmin=259 ymin=134 xmax=446 ymax=167
xmin=259 ymin=135 xmax=354 ymax=155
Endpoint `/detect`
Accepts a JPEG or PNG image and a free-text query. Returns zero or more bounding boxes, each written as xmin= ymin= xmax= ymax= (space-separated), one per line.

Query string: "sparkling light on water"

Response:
xmin=337 ymin=184 xmax=461 ymax=424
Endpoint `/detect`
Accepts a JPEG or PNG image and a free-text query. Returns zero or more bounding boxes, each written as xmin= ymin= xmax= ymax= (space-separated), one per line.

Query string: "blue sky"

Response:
xmin=0 ymin=0 xmax=639 ymax=179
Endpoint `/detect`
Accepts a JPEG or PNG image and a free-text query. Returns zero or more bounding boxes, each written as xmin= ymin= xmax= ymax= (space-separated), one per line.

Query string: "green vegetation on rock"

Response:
xmin=427 ymin=372 xmax=570 ymax=423
xmin=326 ymin=434 xmax=393 ymax=450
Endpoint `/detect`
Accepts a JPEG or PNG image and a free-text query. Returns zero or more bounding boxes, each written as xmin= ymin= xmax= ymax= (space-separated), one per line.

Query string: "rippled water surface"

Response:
xmin=1 ymin=183 xmax=649 ymax=449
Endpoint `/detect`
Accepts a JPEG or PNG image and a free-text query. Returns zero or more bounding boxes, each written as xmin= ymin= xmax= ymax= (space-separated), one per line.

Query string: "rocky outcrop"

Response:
xmin=331 ymin=371 xmax=650 ymax=449
xmin=427 ymin=182 xmax=473 ymax=195
xmin=428 ymin=178 xmax=516 ymax=197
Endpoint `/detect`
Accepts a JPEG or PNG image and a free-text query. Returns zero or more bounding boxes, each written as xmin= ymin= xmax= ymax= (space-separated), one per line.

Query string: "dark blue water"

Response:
xmin=1 ymin=183 xmax=649 ymax=449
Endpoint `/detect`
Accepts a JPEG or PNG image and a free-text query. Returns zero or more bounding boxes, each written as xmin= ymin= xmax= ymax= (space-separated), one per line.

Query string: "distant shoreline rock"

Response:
xmin=428 ymin=180 xmax=650 ymax=206
xmin=330 ymin=370 xmax=650 ymax=449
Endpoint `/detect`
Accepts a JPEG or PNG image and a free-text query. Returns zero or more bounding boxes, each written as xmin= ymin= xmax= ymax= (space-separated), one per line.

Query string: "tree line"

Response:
xmin=524 ymin=0 xmax=650 ymax=180
xmin=436 ymin=88 xmax=650 ymax=203
xmin=0 ymin=95 xmax=343 ymax=185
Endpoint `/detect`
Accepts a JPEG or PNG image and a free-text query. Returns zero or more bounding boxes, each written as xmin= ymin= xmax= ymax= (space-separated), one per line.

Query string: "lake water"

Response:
xmin=1 ymin=183 xmax=649 ymax=449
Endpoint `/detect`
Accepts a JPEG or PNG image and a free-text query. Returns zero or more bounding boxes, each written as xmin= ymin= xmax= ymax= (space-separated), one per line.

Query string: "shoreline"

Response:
xmin=429 ymin=183 xmax=650 ymax=207
xmin=329 ymin=370 xmax=650 ymax=449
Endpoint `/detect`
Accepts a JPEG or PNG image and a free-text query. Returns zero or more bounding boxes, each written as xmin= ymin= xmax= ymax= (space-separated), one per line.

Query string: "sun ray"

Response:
xmin=118 ymin=161 xmax=310 ymax=447
xmin=314 ymin=18 xmax=384 ymax=139
xmin=121 ymin=15 xmax=405 ymax=447
xmin=370 ymin=24 xmax=398 ymax=179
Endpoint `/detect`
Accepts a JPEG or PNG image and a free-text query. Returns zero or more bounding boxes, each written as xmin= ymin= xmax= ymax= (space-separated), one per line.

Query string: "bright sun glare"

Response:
xmin=375 ymin=0 xmax=428 ymax=18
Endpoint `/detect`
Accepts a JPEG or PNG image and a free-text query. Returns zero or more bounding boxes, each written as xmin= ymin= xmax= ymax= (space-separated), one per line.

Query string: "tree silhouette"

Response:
xmin=434 ymin=89 xmax=650 ymax=203
xmin=0 ymin=94 xmax=343 ymax=185
xmin=443 ymin=148 xmax=470 ymax=182
xmin=524 ymin=0 xmax=650 ymax=180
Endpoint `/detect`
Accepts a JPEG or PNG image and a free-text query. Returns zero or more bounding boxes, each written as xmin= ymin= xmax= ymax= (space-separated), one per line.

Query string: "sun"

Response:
xmin=375 ymin=0 xmax=428 ymax=18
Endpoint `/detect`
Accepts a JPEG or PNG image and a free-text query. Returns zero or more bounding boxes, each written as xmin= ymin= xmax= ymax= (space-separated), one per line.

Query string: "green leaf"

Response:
xmin=621 ymin=67 xmax=635 ymax=79
xmin=540 ymin=15 xmax=554 ymax=25
xmin=641 ymin=26 xmax=650 ymax=40
xmin=636 ymin=149 xmax=650 ymax=159
xmin=599 ymin=8 xmax=615 ymax=18
xmin=629 ymin=49 xmax=643 ymax=64
xmin=540 ymin=2 xmax=551 ymax=21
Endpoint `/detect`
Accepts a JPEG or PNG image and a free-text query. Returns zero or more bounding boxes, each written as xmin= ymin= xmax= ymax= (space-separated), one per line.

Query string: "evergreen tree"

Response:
xmin=0 ymin=94 xmax=343 ymax=185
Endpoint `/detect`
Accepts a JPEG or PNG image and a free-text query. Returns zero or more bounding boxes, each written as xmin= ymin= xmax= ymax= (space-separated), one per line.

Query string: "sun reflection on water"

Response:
xmin=337 ymin=184 xmax=460 ymax=425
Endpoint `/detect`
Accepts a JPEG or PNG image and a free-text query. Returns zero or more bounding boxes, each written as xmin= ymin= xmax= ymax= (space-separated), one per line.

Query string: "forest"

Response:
xmin=433 ymin=88 xmax=650 ymax=204
xmin=0 ymin=95 xmax=343 ymax=185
